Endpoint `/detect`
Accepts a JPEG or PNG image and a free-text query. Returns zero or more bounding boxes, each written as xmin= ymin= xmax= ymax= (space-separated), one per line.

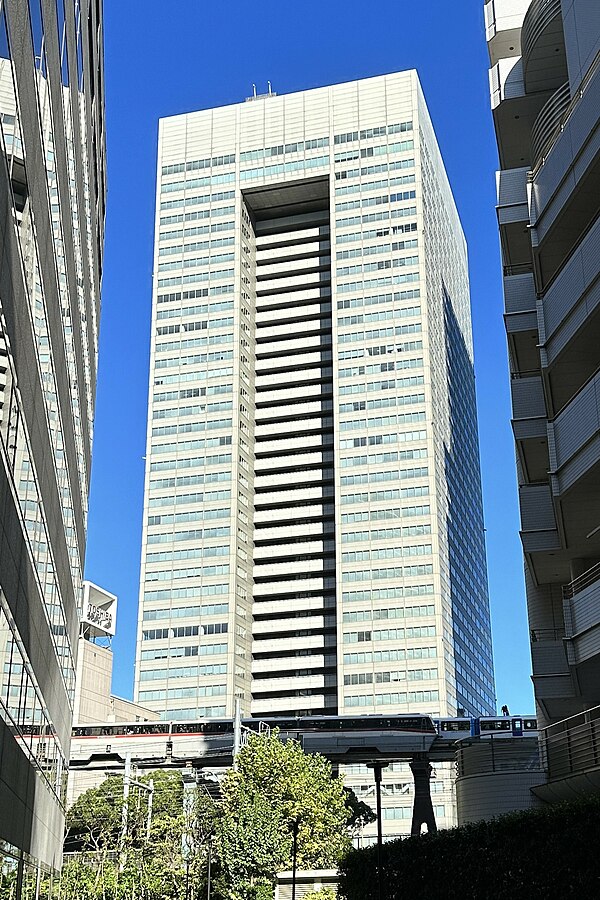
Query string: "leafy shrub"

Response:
xmin=339 ymin=795 xmax=600 ymax=899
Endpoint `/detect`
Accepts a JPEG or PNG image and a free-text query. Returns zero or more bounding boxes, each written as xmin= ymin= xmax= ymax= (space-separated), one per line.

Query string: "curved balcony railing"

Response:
xmin=531 ymin=81 xmax=570 ymax=166
xmin=563 ymin=560 xmax=600 ymax=600
xmin=522 ymin=0 xmax=562 ymax=70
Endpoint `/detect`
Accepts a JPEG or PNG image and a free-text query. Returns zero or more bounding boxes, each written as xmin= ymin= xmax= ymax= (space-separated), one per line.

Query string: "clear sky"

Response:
xmin=85 ymin=0 xmax=535 ymax=714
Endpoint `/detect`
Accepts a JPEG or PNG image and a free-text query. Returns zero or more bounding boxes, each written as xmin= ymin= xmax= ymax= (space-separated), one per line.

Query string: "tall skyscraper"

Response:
xmin=0 ymin=0 xmax=105 ymax=892
xmin=135 ymin=70 xmax=495 ymax=747
xmin=486 ymin=0 xmax=600 ymax=788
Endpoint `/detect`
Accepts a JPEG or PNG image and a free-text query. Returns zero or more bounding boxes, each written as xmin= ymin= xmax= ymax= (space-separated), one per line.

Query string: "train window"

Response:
xmin=524 ymin=719 xmax=537 ymax=731
xmin=480 ymin=719 xmax=511 ymax=731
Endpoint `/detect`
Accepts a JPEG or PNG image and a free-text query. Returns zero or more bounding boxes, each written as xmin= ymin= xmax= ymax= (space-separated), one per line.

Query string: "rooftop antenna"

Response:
xmin=252 ymin=83 xmax=257 ymax=98
xmin=267 ymin=81 xmax=272 ymax=95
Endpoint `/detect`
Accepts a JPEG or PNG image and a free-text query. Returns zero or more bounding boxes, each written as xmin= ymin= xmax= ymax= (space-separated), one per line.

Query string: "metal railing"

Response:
xmin=530 ymin=47 xmax=600 ymax=177
xmin=562 ymin=560 xmax=600 ymax=600
xmin=541 ymin=705 xmax=600 ymax=779
xmin=530 ymin=627 xmax=566 ymax=642
xmin=531 ymin=81 xmax=571 ymax=166
xmin=522 ymin=0 xmax=562 ymax=70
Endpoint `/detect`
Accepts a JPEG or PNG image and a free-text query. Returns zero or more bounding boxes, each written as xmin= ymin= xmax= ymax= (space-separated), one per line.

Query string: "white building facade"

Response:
xmin=135 ymin=71 xmax=495 ymax=832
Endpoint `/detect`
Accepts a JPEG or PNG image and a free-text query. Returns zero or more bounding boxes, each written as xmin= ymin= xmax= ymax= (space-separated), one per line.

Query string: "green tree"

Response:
xmin=217 ymin=731 xmax=353 ymax=899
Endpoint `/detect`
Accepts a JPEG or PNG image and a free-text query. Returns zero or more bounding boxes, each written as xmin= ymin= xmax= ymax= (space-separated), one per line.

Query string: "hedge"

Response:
xmin=338 ymin=795 xmax=600 ymax=899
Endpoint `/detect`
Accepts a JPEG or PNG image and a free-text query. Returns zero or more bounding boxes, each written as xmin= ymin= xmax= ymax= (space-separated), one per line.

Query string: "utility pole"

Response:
xmin=291 ymin=818 xmax=299 ymax=900
xmin=233 ymin=698 xmax=242 ymax=768
xmin=119 ymin=753 xmax=132 ymax=871
xmin=146 ymin=779 xmax=154 ymax=839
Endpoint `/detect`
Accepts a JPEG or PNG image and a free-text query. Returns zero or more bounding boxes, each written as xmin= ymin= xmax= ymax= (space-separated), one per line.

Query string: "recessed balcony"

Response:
xmin=519 ymin=482 xmax=560 ymax=553
xmin=530 ymin=81 xmax=570 ymax=167
xmin=522 ymin=0 xmax=567 ymax=95
xmin=563 ymin=564 xmax=600 ymax=668
xmin=535 ymin=706 xmax=600 ymax=799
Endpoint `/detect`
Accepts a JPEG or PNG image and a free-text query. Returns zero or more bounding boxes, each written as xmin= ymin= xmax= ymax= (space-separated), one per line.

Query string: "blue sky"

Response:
xmin=85 ymin=0 xmax=534 ymax=713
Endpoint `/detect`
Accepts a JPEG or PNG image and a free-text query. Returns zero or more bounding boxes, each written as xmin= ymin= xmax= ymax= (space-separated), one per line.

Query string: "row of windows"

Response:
xmin=339 ymin=409 xmax=425 ymax=430
xmin=344 ymin=668 xmax=438 ymax=685
xmin=339 ymin=394 xmax=425 ymax=414
xmin=339 ymin=346 xmax=423 ymax=366
xmin=342 ymin=524 xmax=431 ymax=543
xmin=240 ymin=155 xmax=329 ymax=181
xmin=154 ymin=366 xmax=234 ymax=386
xmin=143 ymin=585 xmax=229 ymax=602
xmin=337 ymin=239 xmax=418 ymax=262
xmin=158 ymin=237 xmax=235 ymax=258
xmin=139 ymin=662 xmax=227 ymax=681
xmin=343 ymin=626 xmax=436 ymax=644
xmin=146 ymin=564 xmax=230 ymax=582
xmin=155 ymin=349 xmax=234 ymax=369
xmin=139 ymin=684 xmax=227 ymax=701
xmin=337 ymin=256 xmax=419 ymax=279
xmin=341 ymin=434 xmax=425 ymax=453
xmin=338 ymin=271 xmax=419 ymax=295
xmin=382 ymin=804 xmax=445 ymax=819
xmin=336 ymin=203 xmax=417 ymax=229
xmin=159 ymin=207 xmax=235 ymax=227
xmin=340 ymin=450 xmax=427 ymax=471
xmin=339 ymin=378 xmax=424 ymax=399
xmin=148 ymin=488 xmax=231 ymax=508
xmin=142 ymin=623 xmax=228 ymax=640
xmin=335 ymin=190 xmax=416 ymax=213
xmin=148 ymin=526 xmax=229 ymax=545
xmin=146 ymin=545 xmax=230 ymax=564
xmin=337 ymin=287 xmax=421 ymax=313
xmin=160 ymin=173 xmax=236 ymax=194
xmin=161 ymin=706 xmax=227 ymax=720
xmin=335 ymin=174 xmax=415 ymax=197
xmin=334 ymin=121 xmax=412 ymax=145
xmin=150 ymin=444 xmax=232 ymax=462
xmin=150 ymin=453 xmax=232 ymax=473
xmin=341 ymin=469 xmax=429 ymax=489
xmin=338 ymin=305 xmax=420 ymax=329
xmin=155 ymin=329 xmax=234 ymax=347
xmin=151 ymin=417 xmax=233 ymax=438
xmin=338 ymin=356 xmax=422 ymax=379
xmin=342 ymin=585 xmax=434 ymax=603
xmin=149 ymin=473 xmax=232 ymax=492
xmin=158 ymin=223 xmax=235 ymax=245
xmin=342 ymin=545 xmax=432 ymax=564
xmin=342 ymin=564 xmax=433 ymax=583
xmin=343 ymin=604 xmax=435 ymax=623
xmin=153 ymin=384 xmax=232 ymax=404
xmin=156 ymin=302 xmax=234 ymax=323
xmin=239 ymin=136 xmax=329 ymax=163
xmin=336 ymin=222 xmax=418 ymax=245
xmin=344 ymin=689 xmax=439 ymax=707
xmin=342 ymin=487 xmax=429 ymax=506
xmin=333 ymin=138 xmax=414 ymax=163
xmin=148 ymin=508 xmax=231 ymax=527
xmin=158 ymin=251 xmax=235 ymax=272
xmin=335 ymin=157 xmax=415 ymax=181
xmin=159 ymin=189 xmax=235 ymax=211
xmin=143 ymin=604 xmax=228 ymax=622
xmin=161 ymin=153 xmax=236 ymax=176
xmin=343 ymin=647 xmax=437 ymax=665
xmin=140 ymin=643 xmax=228 ymax=661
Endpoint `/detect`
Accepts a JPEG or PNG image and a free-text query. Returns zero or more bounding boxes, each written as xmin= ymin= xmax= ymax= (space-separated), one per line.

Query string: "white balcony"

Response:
xmin=254 ymin=522 xmax=326 ymax=542
xmin=485 ymin=0 xmax=529 ymax=66
xmin=254 ymin=504 xmax=324 ymax=525
xmin=254 ymin=541 xmax=325 ymax=561
xmin=253 ymin=615 xmax=326 ymax=636
xmin=251 ymin=634 xmax=325 ymax=654
xmin=251 ymin=694 xmax=325 ymax=715
xmin=253 ymin=578 xmax=325 ymax=598
xmin=252 ymin=674 xmax=326 ymax=694
xmin=252 ymin=654 xmax=327 ymax=674
xmin=254 ymin=558 xmax=325 ymax=579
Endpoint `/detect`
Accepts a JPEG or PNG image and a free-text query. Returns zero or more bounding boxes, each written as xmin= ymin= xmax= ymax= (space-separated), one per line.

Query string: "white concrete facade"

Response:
xmin=135 ymin=72 xmax=495 ymax=835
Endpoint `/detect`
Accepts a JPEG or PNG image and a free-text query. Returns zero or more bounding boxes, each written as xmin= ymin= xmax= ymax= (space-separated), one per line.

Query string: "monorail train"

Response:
xmin=70 ymin=713 xmax=537 ymax=742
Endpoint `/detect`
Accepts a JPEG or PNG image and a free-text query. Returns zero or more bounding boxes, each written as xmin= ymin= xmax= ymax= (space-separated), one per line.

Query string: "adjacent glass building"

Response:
xmin=0 ymin=0 xmax=105 ymax=894
xmin=135 ymin=71 xmax=495 ymax=833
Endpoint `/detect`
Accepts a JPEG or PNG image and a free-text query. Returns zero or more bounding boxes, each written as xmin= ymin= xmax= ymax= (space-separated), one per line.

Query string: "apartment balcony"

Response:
xmin=510 ymin=375 xmax=549 ymax=482
xmin=490 ymin=57 xmax=554 ymax=168
xmin=549 ymin=369 xmax=600 ymax=496
xmin=519 ymin=482 xmax=560 ymax=553
xmin=563 ymin=565 xmax=600 ymax=669
xmin=504 ymin=271 xmax=538 ymax=339
xmin=530 ymin=59 xmax=600 ymax=291
xmin=522 ymin=0 xmax=567 ymax=95
xmin=530 ymin=81 xmax=570 ymax=166
xmin=541 ymin=215 xmax=600 ymax=416
xmin=497 ymin=167 xmax=532 ymax=272
xmin=530 ymin=621 xmax=575 ymax=708
xmin=484 ymin=0 xmax=529 ymax=66
xmin=534 ymin=706 xmax=600 ymax=802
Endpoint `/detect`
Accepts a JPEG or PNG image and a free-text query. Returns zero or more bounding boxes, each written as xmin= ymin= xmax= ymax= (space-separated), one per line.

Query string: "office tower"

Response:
xmin=136 ymin=69 xmax=495 ymax=739
xmin=0 ymin=0 xmax=105 ymax=892
xmin=486 ymin=0 xmax=600 ymax=786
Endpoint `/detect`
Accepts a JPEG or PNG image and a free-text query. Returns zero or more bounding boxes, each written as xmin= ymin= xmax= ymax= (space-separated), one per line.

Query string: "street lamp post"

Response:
xmin=367 ymin=762 xmax=388 ymax=900
xmin=291 ymin=818 xmax=300 ymax=900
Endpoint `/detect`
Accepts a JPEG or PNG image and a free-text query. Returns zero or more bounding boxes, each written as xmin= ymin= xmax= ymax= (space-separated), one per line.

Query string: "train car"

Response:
xmin=478 ymin=716 xmax=538 ymax=738
xmin=435 ymin=717 xmax=472 ymax=740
